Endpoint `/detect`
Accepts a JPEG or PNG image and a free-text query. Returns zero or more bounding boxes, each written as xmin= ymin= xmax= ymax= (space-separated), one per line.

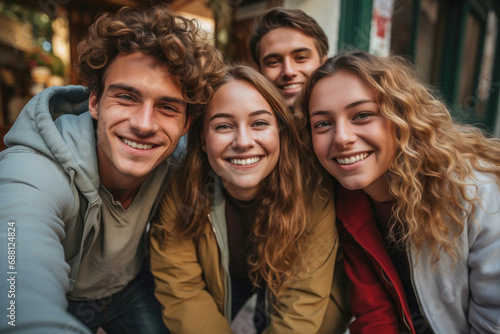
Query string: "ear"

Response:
xmin=321 ymin=55 xmax=328 ymax=65
xmin=89 ymin=91 xmax=99 ymax=120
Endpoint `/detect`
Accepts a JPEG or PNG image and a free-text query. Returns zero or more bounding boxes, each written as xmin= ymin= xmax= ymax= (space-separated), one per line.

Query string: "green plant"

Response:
xmin=25 ymin=47 xmax=64 ymax=77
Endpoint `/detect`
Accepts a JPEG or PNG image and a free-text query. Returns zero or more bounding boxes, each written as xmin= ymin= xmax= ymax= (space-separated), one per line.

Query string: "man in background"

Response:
xmin=249 ymin=7 xmax=328 ymax=109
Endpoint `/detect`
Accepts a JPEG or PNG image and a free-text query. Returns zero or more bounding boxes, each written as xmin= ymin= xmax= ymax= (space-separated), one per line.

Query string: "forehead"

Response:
xmin=206 ymin=80 xmax=273 ymax=118
xmin=309 ymin=71 xmax=377 ymax=111
xmin=259 ymin=27 xmax=320 ymax=60
xmin=104 ymin=52 xmax=183 ymax=96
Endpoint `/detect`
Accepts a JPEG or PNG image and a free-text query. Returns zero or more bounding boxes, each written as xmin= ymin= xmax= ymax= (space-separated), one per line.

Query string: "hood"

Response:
xmin=3 ymin=85 xmax=100 ymax=199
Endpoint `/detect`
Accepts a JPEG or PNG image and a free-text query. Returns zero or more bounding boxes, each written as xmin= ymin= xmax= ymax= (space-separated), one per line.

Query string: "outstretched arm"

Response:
xmin=0 ymin=150 xmax=91 ymax=333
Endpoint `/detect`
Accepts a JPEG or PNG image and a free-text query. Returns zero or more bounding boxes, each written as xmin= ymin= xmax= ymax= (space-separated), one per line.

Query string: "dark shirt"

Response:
xmin=371 ymin=199 xmax=434 ymax=334
xmin=224 ymin=190 xmax=254 ymax=279
xmin=224 ymin=190 xmax=255 ymax=318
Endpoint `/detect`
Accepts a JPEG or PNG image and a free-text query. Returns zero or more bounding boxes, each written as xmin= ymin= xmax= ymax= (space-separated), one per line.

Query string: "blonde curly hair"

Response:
xmin=297 ymin=49 xmax=500 ymax=264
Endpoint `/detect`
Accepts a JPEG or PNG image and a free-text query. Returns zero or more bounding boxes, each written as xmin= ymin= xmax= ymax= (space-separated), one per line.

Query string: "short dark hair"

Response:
xmin=249 ymin=7 xmax=329 ymax=67
xmin=76 ymin=4 xmax=225 ymax=114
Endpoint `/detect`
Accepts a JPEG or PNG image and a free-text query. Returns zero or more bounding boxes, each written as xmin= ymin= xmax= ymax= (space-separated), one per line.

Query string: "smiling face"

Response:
xmin=89 ymin=52 xmax=190 ymax=190
xmin=259 ymin=27 xmax=324 ymax=108
xmin=308 ymin=70 xmax=396 ymax=202
xmin=202 ymin=80 xmax=280 ymax=201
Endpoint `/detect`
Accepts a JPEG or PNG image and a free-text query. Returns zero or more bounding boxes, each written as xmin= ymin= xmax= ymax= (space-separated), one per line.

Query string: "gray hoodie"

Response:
xmin=0 ymin=85 xmax=173 ymax=333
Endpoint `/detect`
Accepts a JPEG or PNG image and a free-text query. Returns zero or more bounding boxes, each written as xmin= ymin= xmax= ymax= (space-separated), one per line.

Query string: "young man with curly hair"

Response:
xmin=0 ymin=5 xmax=224 ymax=334
xmin=249 ymin=7 xmax=328 ymax=109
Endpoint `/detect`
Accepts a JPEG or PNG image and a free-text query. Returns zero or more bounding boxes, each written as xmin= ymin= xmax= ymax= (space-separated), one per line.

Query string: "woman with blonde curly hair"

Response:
xmin=296 ymin=50 xmax=500 ymax=334
xmin=150 ymin=64 xmax=349 ymax=333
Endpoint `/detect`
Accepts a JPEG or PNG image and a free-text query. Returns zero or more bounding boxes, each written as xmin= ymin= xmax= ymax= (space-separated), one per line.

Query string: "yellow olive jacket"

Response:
xmin=150 ymin=179 xmax=351 ymax=333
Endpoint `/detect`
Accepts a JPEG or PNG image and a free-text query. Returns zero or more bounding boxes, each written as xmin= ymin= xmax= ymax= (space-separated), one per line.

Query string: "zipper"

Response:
xmin=208 ymin=213 xmax=232 ymax=323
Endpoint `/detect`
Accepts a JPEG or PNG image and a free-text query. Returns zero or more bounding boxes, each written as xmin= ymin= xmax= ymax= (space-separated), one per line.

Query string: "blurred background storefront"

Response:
xmin=0 ymin=0 xmax=499 ymax=145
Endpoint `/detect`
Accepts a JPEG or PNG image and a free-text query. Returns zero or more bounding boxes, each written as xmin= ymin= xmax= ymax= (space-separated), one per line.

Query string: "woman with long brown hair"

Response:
xmin=297 ymin=49 xmax=500 ymax=334
xmin=150 ymin=64 xmax=348 ymax=333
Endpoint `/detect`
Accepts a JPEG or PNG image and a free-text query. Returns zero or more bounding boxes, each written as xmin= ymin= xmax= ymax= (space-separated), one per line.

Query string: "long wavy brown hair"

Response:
xmin=176 ymin=63 xmax=311 ymax=297
xmin=297 ymin=49 xmax=500 ymax=264
xmin=76 ymin=4 xmax=225 ymax=115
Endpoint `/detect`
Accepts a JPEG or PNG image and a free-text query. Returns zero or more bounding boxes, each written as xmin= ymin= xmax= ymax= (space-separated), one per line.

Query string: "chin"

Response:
xmin=338 ymin=179 xmax=367 ymax=192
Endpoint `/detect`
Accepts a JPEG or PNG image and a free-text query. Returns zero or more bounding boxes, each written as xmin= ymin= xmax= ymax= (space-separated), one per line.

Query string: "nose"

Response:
xmin=281 ymin=58 xmax=297 ymax=79
xmin=129 ymin=103 xmax=158 ymax=136
xmin=232 ymin=126 xmax=254 ymax=151
xmin=333 ymin=121 xmax=356 ymax=149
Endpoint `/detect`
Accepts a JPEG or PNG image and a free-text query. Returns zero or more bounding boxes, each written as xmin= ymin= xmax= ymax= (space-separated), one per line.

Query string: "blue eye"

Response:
xmin=215 ymin=124 xmax=231 ymax=130
xmin=253 ymin=121 xmax=269 ymax=127
xmin=353 ymin=112 xmax=372 ymax=120
xmin=314 ymin=121 xmax=331 ymax=128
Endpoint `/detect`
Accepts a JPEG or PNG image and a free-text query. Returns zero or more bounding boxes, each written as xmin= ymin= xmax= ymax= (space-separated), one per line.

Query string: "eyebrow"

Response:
xmin=309 ymin=110 xmax=330 ymax=117
xmin=209 ymin=109 xmax=273 ymax=121
xmin=107 ymin=83 xmax=186 ymax=107
xmin=262 ymin=47 xmax=314 ymax=63
xmin=310 ymin=99 xmax=376 ymax=117
xmin=345 ymin=99 xmax=376 ymax=110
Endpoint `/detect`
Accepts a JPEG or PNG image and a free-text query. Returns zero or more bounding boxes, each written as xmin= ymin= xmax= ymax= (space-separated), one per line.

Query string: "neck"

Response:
xmin=100 ymin=172 xmax=143 ymax=209
xmin=224 ymin=185 xmax=260 ymax=202
xmin=363 ymin=173 xmax=394 ymax=203
xmin=96 ymin=150 xmax=146 ymax=210
xmin=104 ymin=185 xmax=140 ymax=209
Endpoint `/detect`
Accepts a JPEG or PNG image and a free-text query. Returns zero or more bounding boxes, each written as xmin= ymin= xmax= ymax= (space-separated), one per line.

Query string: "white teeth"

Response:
xmin=281 ymin=83 xmax=301 ymax=90
xmin=336 ymin=153 xmax=369 ymax=165
xmin=122 ymin=138 xmax=153 ymax=150
xmin=229 ymin=157 xmax=261 ymax=166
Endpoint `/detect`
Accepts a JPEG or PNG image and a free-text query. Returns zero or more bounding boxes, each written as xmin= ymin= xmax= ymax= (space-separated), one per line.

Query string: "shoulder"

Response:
xmin=0 ymin=147 xmax=71 ymax=192
xmin=306 ymin=193 xmax=337 ymax=252
xmin=0 ymin=148 xmax=79 ymax=221
xmin=308 ymin=194 xmax=335 ymax=229
xmin=461 ymin=171 xmax=500 ymax=248
xmin=156 ymin=177 xmax=184 ymax=230
xmin=466 ymin=171 xmax=499 ymax=215
xmin=470 ymin=170 xmax=499 ymax=193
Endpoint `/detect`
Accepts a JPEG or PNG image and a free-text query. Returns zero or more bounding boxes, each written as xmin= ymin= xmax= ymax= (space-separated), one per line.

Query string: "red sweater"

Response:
xmin=336 ymin=187 xmax=416 ymax=334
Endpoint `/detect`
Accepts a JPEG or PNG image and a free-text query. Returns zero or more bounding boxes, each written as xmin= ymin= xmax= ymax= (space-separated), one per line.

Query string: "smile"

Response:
xmin=336 ymin=153 xmax=369 ymax=165
xmin=229 ymin=157 xmax=261 ymax=166
xmin=280 ymin=83 xmax=301 ymax=90
xmin=122 ymin=138 xmax=154 ymax=150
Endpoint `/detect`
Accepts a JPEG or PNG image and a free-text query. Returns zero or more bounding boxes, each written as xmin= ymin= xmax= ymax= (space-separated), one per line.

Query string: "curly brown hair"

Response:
xmin=249 ymin=7 xmax=328 ymax=68
xmin=76 ymin=4 xmax=225 ymax=114
xmin=176 ymin=63 xmax=312 ymax=297
xmin=297 ymin=49 xmax=500 ymax=265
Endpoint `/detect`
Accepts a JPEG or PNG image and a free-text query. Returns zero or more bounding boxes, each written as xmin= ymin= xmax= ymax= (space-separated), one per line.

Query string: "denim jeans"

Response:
xmin=67 ymin=264 xmax=169 ymax=334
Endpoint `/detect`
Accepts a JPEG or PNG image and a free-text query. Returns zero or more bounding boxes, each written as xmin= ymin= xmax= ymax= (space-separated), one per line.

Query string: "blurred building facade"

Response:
xmin=229 ymin=0 xmax=500 ymax=136
xmin=0 ymin=0 xmax=499 ymax=138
